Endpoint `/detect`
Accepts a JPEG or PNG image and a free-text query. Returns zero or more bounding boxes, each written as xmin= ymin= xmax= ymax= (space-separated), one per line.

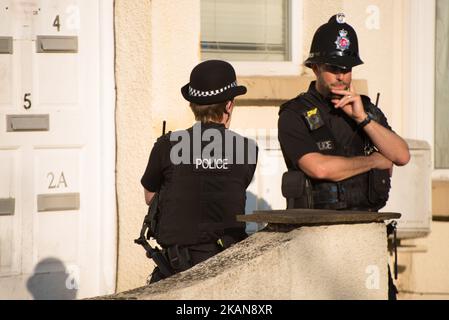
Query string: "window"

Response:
xmin=435 ymin=0 xmax=449 ymax=169
xmin=200 ymin=0 xmax=302 ymax=75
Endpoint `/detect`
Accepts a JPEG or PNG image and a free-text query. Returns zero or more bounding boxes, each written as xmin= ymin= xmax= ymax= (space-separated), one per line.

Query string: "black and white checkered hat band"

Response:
xmin=189 ymin=81 xmax=237 ymax=97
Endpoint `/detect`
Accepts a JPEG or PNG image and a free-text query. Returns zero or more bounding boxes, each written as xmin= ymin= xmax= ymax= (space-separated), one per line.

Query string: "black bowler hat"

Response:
xmin=304 ymin=13 xmax=364 ymax=70
xmin=181 ymin=60 xmax=247 ymax=105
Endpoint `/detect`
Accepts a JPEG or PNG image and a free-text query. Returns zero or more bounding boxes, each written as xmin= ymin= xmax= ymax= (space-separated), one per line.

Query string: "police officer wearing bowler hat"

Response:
xmin=278 ymin=14 xmax=410 ymax=299
xmin=141 ymin=60 xmax=257 ymax=283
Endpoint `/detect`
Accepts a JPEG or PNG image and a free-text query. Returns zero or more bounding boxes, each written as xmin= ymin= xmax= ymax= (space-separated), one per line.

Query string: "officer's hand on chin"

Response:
xmin=330 ymin=84 xmax=367 ymax=123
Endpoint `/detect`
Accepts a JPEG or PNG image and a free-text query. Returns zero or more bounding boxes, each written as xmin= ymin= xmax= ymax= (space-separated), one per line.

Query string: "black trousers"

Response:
xmin=149 ymin=243 xmax=222 ymax=284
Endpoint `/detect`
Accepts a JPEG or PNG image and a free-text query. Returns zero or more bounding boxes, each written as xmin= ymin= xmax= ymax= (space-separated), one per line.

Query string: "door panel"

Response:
xmin=0 ymin=149 xmax=20 ymax=275
xmin=36 ymin=55 xmax=79 ymax=106
xmin=0 ymin=55 xmax=13 ymax=105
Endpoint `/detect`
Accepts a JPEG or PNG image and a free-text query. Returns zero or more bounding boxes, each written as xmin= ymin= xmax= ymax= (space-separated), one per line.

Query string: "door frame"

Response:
xmin=98 ymin=0 xmax=117 ymax=295
xmin=402 ymin=0 xmax=447 ymax=180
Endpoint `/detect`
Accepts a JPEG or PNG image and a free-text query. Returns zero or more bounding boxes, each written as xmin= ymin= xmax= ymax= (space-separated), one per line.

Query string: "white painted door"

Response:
xmin=0 ymin=0 xmax=116 ymax=299
xmin=242 ymin=130 xmax=287 ymax=234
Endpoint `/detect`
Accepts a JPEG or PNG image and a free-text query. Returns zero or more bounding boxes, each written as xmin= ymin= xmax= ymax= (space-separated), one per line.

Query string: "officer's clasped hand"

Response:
xmin=369 ymin=152 xmax=393 ymax=175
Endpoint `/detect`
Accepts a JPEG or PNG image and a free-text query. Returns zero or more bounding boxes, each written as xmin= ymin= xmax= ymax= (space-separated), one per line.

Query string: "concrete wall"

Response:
xmin=108 ymin=223 xmax=388 ymax=300
xmin=115 ymin=0 xmax=200 ymax=292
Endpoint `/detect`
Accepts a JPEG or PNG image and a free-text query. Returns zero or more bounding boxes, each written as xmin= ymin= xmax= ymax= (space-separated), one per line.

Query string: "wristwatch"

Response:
xmin=358 ymin=113 xmax=374 ymax=129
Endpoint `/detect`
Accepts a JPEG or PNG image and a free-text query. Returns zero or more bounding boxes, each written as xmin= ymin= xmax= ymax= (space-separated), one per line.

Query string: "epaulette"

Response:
xmin=279 ymin=93 xmax=310 ymax=115
xmin=156 ymin=131 xmax=172 ymax=143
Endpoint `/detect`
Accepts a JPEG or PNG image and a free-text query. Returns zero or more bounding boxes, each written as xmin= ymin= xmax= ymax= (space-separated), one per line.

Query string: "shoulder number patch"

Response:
xmin=303 ymin=107 xmax=325 ymax=131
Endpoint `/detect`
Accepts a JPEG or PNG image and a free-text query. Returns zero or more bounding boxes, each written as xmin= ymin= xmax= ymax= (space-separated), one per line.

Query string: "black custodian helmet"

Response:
xmin=304 ymin=13 xmax=364 ymax=70
xmin=181 ymin=60 xmax=247 ymax=105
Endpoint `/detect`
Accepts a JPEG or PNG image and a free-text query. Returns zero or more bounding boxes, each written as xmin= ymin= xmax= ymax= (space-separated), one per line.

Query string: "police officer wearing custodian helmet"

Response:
xmin=141 ymin=60 xmax=257 ymax=283
xmin=278 ymin=14 xmax=410 ymax=299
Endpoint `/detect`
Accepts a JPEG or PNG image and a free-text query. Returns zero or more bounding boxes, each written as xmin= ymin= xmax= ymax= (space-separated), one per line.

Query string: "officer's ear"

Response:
xmin=311 ymin=64 xmax=321 ymax=77
xmin=225 ymin=100 xmax=234 ymax=114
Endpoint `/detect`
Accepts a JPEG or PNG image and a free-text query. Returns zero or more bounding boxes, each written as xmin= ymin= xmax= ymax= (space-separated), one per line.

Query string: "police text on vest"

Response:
xmin=195 ymin=158 xmax=229 ymax=170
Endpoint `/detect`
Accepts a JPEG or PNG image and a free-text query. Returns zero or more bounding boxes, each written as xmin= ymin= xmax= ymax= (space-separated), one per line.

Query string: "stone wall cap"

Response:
xmin=238 ymin=209 xmax=401 ymax=225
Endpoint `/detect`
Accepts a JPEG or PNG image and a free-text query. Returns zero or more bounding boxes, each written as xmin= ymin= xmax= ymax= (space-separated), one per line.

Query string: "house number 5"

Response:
xmin=24 ymin=93 xmax=32 ymax=110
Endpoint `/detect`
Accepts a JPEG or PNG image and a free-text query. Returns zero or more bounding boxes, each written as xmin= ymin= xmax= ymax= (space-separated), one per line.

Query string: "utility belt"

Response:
xmin=311 ymin=182 xmax=345 ymax=209
xmin=164 ymin=243 xmax=220 ymax=272
xmin=282 ymin=169 xmax=390 ymax=211
xmin=163 ymin=235 xmax=236 ymax=273
xmin=312 ymin=178 xmax=368 ymax=210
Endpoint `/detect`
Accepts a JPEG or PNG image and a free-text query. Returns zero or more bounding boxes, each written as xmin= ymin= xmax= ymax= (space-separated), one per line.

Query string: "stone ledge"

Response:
xmin=238 ymin=209 xmax=401 ymax=226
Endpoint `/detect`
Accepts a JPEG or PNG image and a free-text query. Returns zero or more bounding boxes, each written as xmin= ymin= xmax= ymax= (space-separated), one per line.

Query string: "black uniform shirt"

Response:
xmin=141 ymin=132 xmax=172 ymax=193
xmin=141 ymin=122 xmax=257 ymax=193
xmin=278 ymin=81 xmax=391 ymax=170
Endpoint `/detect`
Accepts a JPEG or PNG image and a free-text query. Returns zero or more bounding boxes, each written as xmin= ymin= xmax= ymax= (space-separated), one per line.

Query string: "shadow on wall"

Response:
xmin=26 ymin=257 xmax=78 ymax=300
xmin=245 ymin=191 xmax=271 ymax=235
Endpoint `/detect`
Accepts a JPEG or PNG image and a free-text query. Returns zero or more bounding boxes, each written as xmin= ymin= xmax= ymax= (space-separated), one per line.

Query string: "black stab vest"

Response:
xmin=282 ymin=92 xmax=390 ymax=211
xmin=156 ymin=127 xmax=250 ymax=247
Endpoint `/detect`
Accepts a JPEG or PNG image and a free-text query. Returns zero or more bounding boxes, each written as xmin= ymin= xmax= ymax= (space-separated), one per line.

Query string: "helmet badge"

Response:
xmin=335 ymin=29 xmax=350 ymax=51
xmin=336 ymin=13 xmax=346 ymax=24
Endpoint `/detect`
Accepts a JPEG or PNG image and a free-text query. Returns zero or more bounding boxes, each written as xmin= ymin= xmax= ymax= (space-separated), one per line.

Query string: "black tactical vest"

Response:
xmin=281 ymin=92 xmax=390 ymax=211
xmin=156 ymin=125 xmax=251 ymax=247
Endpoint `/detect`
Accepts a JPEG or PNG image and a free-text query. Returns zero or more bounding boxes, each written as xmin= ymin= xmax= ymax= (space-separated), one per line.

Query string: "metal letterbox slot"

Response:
xmin=7 ymin=115 xmax=50 ymax=132
xmin=0 ymin=37 xmax=13 ymax=54
xmin=37 ymin=193 xmax=80 ymax=212
xmin=0 ymin=198 xmax=15 ymax=216
xmin=36 ymin=36 xmax=78 ymax=53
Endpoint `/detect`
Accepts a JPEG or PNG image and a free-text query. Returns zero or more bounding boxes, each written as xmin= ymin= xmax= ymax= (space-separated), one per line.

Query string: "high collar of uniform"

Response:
xmin=192 ymin=121 xmax=226 ymax=130
xmin=202 ymin=122 xmax=226 ymax=128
